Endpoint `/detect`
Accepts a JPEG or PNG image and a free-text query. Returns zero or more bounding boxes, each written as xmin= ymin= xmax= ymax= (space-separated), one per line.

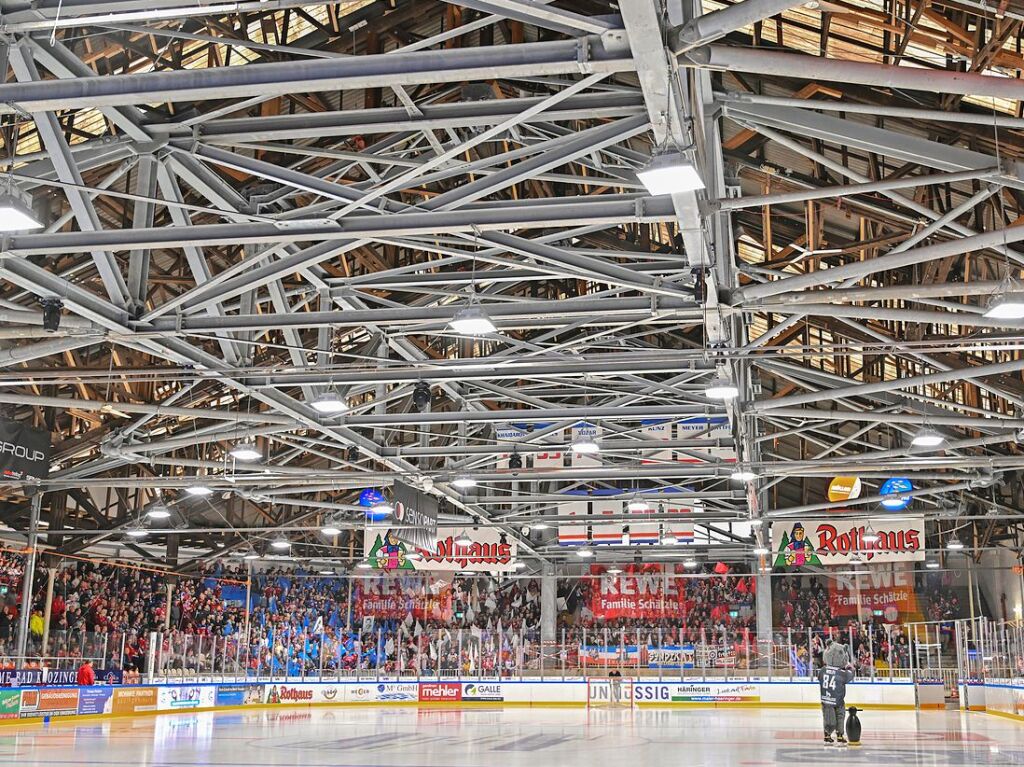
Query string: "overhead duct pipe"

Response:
xmin=672 ymin=0 xmax=818 ymax=50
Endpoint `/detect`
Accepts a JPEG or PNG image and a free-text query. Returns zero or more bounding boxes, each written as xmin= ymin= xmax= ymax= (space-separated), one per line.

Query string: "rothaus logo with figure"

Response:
xmin=773 ymin=518 xmax=925 ymax=568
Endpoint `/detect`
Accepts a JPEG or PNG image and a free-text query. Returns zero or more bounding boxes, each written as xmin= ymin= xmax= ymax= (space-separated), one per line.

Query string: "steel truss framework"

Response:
xmin=0 ymin=0 xmax=1023 ymax=578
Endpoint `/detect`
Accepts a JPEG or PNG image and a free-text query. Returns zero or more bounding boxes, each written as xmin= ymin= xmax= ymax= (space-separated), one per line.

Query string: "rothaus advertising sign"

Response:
xmin=391 ymin=480 xmax=439 ymax=550
xmin=0 ymin=418 xmax=51 ymax=482
xmin=771 ymin=517 xmax=925 ymax=567
xmin=365 ymin=526 xmax=517 ymax=573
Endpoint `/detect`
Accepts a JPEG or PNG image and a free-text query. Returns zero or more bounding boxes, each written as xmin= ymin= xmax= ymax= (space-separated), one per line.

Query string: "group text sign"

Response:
xmin=365 ymin=526 xmax=517 ymax=572
xmin=0 ymin=418 xmax=51 ymax=481
xmin=772 ymin=517 xmax=926 ymax=567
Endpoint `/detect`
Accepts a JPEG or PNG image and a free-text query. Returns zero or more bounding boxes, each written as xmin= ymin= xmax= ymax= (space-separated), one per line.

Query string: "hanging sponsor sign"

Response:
xmin=533 ymin=426 xmax=563 ymax=469
xmin=352 ymin=576 xmax=452 ymax=621
xmin=0 ymin=418 xmax=51 ymax=481
xmin=676 ymin=417 xmax=734 ymax=463
xmin=592 ymin=497 xmax=623 ymax=545
xmin=358 ymin=488 xmax=390 ymax=522
xmin=589 ymin=564 xmax=688 ymax=619
xmin=829 ymin=563 xmax=921 ymax=621
xmin=391 ymin=480 xmax=439 ymax=551
xmin=828 ymin=476 xmax=862 ymax=503
xmin=364 ymin=526 xmax=517 ymax=572
xmin=558 ymin=500 xmax=588 ymax=546
xmin=771 ymin=517 xmax=925 ymax=567
xmin=880 ymin=477 xmax=914 ymax=510
xmin=20 ymin=688 xmax=79 ymax=718
xmin=641 ymin=419 xmax=673 ymax=465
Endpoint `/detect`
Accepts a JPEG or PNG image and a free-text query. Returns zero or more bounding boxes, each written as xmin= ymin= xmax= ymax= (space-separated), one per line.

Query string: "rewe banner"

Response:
xmin=364 ymin=526 xmax=517 ymax=572
xmin=828 ymin=564 xmax=921 ymax=621
xmin=588 ymin=564 xmax=689 ymax=620
xmin=771 ymin=517 xmax=926 ymax=567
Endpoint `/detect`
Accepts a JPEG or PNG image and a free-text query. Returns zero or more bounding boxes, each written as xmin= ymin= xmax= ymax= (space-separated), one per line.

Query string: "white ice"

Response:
xmin=3 ymin=706 xmax=1024 ymax=767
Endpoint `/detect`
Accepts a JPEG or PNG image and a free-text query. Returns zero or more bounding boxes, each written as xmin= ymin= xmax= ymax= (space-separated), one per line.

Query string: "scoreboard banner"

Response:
xmin=772 ymin=517 xmax=925 ymax=567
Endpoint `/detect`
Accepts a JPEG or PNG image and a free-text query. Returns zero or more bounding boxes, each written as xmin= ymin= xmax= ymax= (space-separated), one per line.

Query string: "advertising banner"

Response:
xmin=647 ymin=645 xmax=696 ymax=669
xmin=0 ymin=689 xmax=20 ymax=719
xmin=0 ymin=668 xmax=43 ymax=686
xmin=111 ymin=686 xmax=158 ymax=715
xmin=589 ymin=564 xmax=688 ymax=620
xmin=591 ymin=498 xmax=623 ymax=545
xmin=158 ymin=686 xmax=216 ymax=711
xmin=419 ymin=682 xmax=462 ymax=702
xmin=77 ymin=687 xmax=114 ymax=716
xmin=641 ymin=419 xmax=673 ymax=465
xmin=828 ymin=476 xmax=862 ymax=503
xmin=0 ymin=417 xmax=52 ymax=481
xmin=631 ymin=682 xmax=760 ymax=704
xmin=215 ymin=684 xmax=264 ymax=707
xmin=391 ymin=480 xmax=439 ymax=551
xmin=533 ymin=428 xmax=563 ymax=469
xmin=677 ymin=417 xmax=734 ymax=463
xmin=829 ymin=564 xmax=921 ymax=621
xmin=264 ymin=684 xmax=315 ymax=705
xmin=558 ymin=500 xmax=588 ymax=546
xmin=771 ymin=517 xmax=925 ymax=567
xmin=352 ymin=577 xmax=453 ymax=621
xmin=20 ymin=688 xmax=80 ymax=718
xmin=347 ymin=682 xmax=419 ymax=703
xmin=462 ymin=682 xmax=503 ymax=701
xmin=579 ymin=645 xmax=643 ymax=666
xmin=44 ymin=668 xmax=122 ymax=686
xmin=365 ymin=526 xmax=517 ymax=572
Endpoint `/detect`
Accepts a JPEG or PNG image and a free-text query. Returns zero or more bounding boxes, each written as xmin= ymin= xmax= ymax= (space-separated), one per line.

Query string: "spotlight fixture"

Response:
xmin=636 ymin=149 xmax=705 ymax=196
xmin=984 ymin=293 xmax=1024 ymax=320
xmin=508 ymin=451 xmax=523 ymax=472
xmin=576 ymin=547 xmax=594 ymax=558
xmin=662 ymin=531 xmax=678 ymax=545
xmin=607 ymin=567 xmax=623 ymax=575
xmin=455 ymin=530 xmax=473 ymax=546
xmin=412 ymin=381 xmax=432 ymax=412
xmin=571 ymin=435 xmax=601 ymax=454
xmin=862 ymin=525 xmax=880 ymax=544
xmin=270 ymin=537 xmax=291 ymax=550
xmin=229 ymin=440 xmax=262 ymax=462
xmin=311 ymin=389 xmax=347 ymax=415
xmin=946 ymin=534 xmax=965 ymax=551
xmin=532 ymin=522 xmax=550 ymax=530
xmin=0 ymin=189 xmax=43 ymax=232
xmin=704 ymin=369 xmax=740 ymax=401
xmin=449 ymin=304 xmax=496 ymax=335
xmin=320 ymin=523 xmax=342 ymax=536
xmin=452 ymin=475 xmax=477 ymax=490
xmin=911 ymin=427 xmax=945 ymax=448
xmin=40 ymin=298 xmax=63 ymax=333
xmin=125 ymin=524 xmax=148 ymax=538
xmin=185 ymin=484 xmax=213 ymax=497
xmin=683 ymin=558 xmax=699 ymax=569
xmin=346 ymin=445 xmax=360 ymax=462
xmin=146 ymin=502 xmax=171 ymax=520
xmin=926 ymin=560 xmax=941 ymax=569
xmin=627 ymin=495 xmax=649 ymax=512
xmin=730 ymin=468 xmax=758 ymax=482
xmin=371 ymin=501 xmax=394 ymax=516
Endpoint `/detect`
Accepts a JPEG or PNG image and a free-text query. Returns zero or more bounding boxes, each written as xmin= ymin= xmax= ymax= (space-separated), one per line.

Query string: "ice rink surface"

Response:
xmin=3 ymin=706 xmax=1024 ymax=767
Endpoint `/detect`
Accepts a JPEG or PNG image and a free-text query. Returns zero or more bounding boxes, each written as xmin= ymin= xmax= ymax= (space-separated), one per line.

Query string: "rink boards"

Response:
xmin=0 ymin=678 xmax=917 ymax=725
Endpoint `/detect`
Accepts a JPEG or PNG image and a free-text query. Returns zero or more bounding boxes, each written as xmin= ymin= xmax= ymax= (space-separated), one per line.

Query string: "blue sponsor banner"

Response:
xmin=215 ymin=685 xmax=246 ymax=706
xmin=45 ymin=668 xmax=122 ymax=686
xmin=647 ymin=645 xmax=696 ymax=669
xmin=77 ymin=687 xmax=113 ymax=716
xmin=880 ymin=477 xmax=913 ymax=510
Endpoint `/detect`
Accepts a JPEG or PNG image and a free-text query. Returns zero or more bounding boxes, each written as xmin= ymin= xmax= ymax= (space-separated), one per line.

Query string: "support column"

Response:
xmin=15 ymin=492 xmax=42 ymax=660
xmin=541 ymin=565 xmax=557 ymax=644
xmin=164 ymin=583 xmax=174 ymax=631
xmin=755 ymin=569 xmax=773 ymax=644
xmin=41 ymin=567 xmax=56 ymax=656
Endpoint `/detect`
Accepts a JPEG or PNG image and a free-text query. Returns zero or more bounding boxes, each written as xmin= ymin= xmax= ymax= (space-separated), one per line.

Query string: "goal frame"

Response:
xmin=586 ymin=676 xmax=637 ymax=709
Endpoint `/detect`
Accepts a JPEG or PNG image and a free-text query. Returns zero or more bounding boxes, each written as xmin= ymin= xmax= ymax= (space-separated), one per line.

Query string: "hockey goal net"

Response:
xmin=586 ymin=677 xmax=636 ymax=708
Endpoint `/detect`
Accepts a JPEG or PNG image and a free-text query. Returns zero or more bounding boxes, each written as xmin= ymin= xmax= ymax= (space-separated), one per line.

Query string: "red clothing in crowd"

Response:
xmin=76 ymin=663 xmax=95 ymax=686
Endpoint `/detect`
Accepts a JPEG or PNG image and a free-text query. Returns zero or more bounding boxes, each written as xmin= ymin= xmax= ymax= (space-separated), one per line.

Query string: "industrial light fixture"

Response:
xmin=185 ymin=484 xmax=213 ymax=497
xmin=513 ymin=561 xmax=527 ymax=570
xmin=146 ymin=502 xmax=171 ymax=520
xmin=371 ymin=501 xmax=394 ymax=516
xmin=607 ymin=566 xmax=623 ymax=574
xmin=662 ymin=531 xmax=678 ymax=545
xmin=576 ymin=547 xmax=593 ymax=558
xmin=849 ymin=551 xmax=865 ymax=566
xmin=229 ymin=440 xmax=262 ymax=462
xmin=242 ymin=548 xmax=260 ymax=560
xmin=683 ymin=558 xmax=699 ymax=569
xmin=572 ymin=435 xmax=601 ymax=454
xmin=319 ymin=569 xmax=335 ymax=575
xmin=749 ymin=518 xmax=764 ymax=528
xmin=532 ymin=522 xmax=550 ymax=530
xmin=311 ymin=389 xmax=347 ymax=415
xmin=455 ymin=530 xmax=473 ymax=546
xmin=984 ymin=293 xmax=1024 ymax=320
xmin=449 ymin=303 xmax=496 ymax=335
xmin=704 ymin=368 xmax=740 ymax=400
xmin=452 ymin=475 xmax=477 ymax=490
xmin=412 ymin=381 xmax=432 ymax=412
xmin=320 ymin=522 xmax=342 ymax=536
xmin=356 ymin=560 xmax=373 ymax=570
xmin=0 ymin=189 xmax=43 ymax=232
xmin=270 ymin=537 xmax=291 ymax=550
xmin=627 ymin=495 xmax=649 ymax=512
xmin=926 ymin=560 xmax=940 ymax=569
xmin=946 ymin=534 xmax=965 ymax=550
xmin=40 ymin=298 xmax=63 ymax=332
xmin=912 ymin=427 xmax=945 ymax=448
xmin=862 ymin=525 xmax=880 ymax=544
xmin=752 ymin=545 xmax=769 ymax=556
xmin=636 ymin=149 xmax=705 ymax=196
xmin=125 ymin=524 xmax=148 ymax=538
xmin=730 ymin=468 xmax=758 ymax=482
xmin=407 ymin=550 xmax=422 ymax=561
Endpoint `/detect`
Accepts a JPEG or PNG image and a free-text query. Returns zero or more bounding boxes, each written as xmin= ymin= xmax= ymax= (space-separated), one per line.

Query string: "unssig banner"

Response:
xmin=771 ymin=517 xmax=926 ymax=567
